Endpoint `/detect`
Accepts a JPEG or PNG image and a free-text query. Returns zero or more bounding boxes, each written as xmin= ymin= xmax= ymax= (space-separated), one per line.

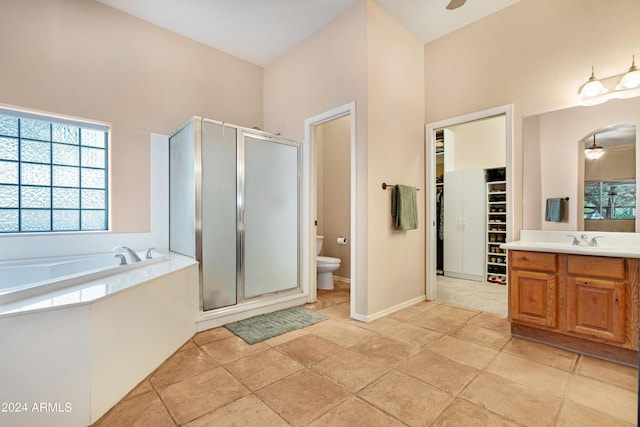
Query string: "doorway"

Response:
xmin=303 ymin=102 xmax=357 ymax=319
xmin=425 ymin=105 xmax=514 ymax=315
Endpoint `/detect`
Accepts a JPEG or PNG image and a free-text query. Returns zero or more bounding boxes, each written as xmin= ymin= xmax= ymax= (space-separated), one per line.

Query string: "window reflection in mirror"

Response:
xmin=582 ymin=124 xmax=636 ymax=232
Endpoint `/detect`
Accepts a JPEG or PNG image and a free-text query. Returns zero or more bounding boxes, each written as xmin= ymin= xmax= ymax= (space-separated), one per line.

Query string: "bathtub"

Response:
xmin=0 ymin=251 xmax=166 ymax=306
xmin=0 ymin=251 xmax=199 ymax=427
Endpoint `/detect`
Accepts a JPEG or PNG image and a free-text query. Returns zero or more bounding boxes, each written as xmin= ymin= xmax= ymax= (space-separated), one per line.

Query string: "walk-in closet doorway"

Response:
xmin=425 ymin=105 xmax=514 ymax=315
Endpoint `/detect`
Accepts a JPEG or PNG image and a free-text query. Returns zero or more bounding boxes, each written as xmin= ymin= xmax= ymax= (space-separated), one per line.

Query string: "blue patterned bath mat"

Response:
xmin=225 ymin=306 xmax=326 ymax=344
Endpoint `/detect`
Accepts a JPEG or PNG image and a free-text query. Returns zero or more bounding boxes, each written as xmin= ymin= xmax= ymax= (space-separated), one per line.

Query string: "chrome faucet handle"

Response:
xmin=589 ymin=236 xmax=603 ymax=246
xmin=114 ymin=253 xmax=127 ymax=265
xmin=145 ymin=247 xmax=156 ymax=259
xmin=566 ymin=235 xmax=579 ymax=246
xmin=112 ymin=246 xmax=142 ymax=263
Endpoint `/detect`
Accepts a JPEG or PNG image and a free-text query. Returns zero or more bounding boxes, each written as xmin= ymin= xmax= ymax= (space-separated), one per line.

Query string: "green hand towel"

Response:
xmin=391 ymin=184 xmax=418 ymax=230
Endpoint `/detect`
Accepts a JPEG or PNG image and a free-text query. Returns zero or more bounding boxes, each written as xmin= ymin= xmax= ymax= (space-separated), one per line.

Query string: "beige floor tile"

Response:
xmin=467 ymin=312 xmax=510 ymax=333
xmin=256 ymin=369 xmax=349 ymax=426
xmin=149 ymin=347 xmax=219 ymax=388
xmin=406 ymin=309 xmax=466 ymax=333
xmin=309 ymin=396 xmax=405 ymax=427
xmin=192 ymin=327 xmax=235 ymax=346
xmin=428 ymin=335 xmax=498 ymax=369
xmin=183 ymin=394 xmax=289 ymax=427
xmin=177 ymin=339 xmax=197 ymax=352
xmin=318 ymin=290 xmax=350 ymax=306
xmin=429 ymin=304 xmax=480 ymax=322
xmin=311 ymin=349 xmax=389 ymax=392
xmin=359 ymin=370 xmax=453 ymax=426
xmin=317 ymin=303 xmax=350 ymax=320
xmin=348 ymin=316 xmax=401 ymax=333
xmin=348 ymin=335 xmax=421 ymax=366
xmin=576 ymin=355 xmax=638 ymax=392
xmin=410 ymin=299 xmax=442 ymax=312
xmin=158 ymin=367 xmax=250 ymax=425
xmin=200 ymin=335 xmax=268 ymax=365
xmin=450 ymin=323 xmax=511 ymax=349
xmin=396 ymin=349 xmax=479 ymax=394
xmin=387 ymin=306 xmax=422 ymax=321
xmin=263 ymin=327 xmax=309 ymax=347
xmin=276 ymin=334 xmax=343 ymax=366
xmin=567 ymin=374 xmax=637 ymax=425
xmin=224 ymin=348 xmax=304 ymax=391
xmin=310 ymin=319 xmax=375 ymax=347
xmin=502 ymin=337 xmax=578 ymax=372
xmin=93 ymin=391 xmax=174 ymax=427
xmin=380 ymin=322 xmax=443 ymax=347
xmin=123 ymin=379 xmax=154 ymax=400
xmin=461 ymin=372 xmax=562 ymax=427
xmin=432 ymin=398 xmax=520 ymax=427
xmin=485 ymin=352 xmax=570 ymax=397
xmin=556 ymin=400 xmax=636 ymax=427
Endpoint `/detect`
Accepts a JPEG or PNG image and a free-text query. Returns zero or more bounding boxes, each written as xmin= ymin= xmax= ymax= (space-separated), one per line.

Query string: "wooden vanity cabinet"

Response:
xmin=566 ymin=255 xmax=626 ymax=344
xmin=509 ymin=251 xmax=558 ymax=328
xmin=508 ymin=250 xmax=639 ymax=365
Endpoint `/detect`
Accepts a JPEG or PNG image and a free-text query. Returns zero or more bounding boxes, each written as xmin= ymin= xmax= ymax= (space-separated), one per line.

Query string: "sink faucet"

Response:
xmin=113 ymin=246 xmax=141 ymax=263
xmin=566 ymin=234 xmax=603 ymax=247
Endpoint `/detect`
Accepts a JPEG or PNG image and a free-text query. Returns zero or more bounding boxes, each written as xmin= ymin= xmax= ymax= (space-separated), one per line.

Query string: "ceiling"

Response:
xmin=97 ymin=0 xmax=520 ymax=66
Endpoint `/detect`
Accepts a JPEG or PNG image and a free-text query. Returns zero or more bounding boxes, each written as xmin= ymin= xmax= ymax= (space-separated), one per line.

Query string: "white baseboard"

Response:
xmin=333 ymin=275 xmax=350 ymax=284
xmin=352 ymin=295 xmax=426 ymax=323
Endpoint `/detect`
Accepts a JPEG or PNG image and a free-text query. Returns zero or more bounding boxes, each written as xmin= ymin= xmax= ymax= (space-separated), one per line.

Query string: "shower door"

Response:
xmin=170 ymin=119 xmax=300 ymax=312
xmin=241 ymin=132 xmax=299 ymax=299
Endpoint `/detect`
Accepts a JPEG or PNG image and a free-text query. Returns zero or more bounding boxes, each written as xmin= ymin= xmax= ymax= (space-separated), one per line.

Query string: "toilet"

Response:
xmin=316 ymin=236 xmax=341 ymax=290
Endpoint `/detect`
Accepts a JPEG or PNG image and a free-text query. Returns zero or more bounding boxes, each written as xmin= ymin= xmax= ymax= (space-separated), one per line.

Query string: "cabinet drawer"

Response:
xmin=567 ymin=255 xmax=625 ymax=279
xmin=511 ymin=251 xmax=557 ymax=272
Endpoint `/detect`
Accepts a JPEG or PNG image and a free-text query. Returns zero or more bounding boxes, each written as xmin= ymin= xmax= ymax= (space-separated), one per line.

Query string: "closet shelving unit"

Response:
xmin=486 ymin=167 xmax=507 ymax=285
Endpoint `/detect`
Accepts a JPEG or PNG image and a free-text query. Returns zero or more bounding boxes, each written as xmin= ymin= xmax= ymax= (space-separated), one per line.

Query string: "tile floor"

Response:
xmin=93 ymin=281 xmax=637 ymax=426
xmin=435 ymin=275 xmax=508 ymax=316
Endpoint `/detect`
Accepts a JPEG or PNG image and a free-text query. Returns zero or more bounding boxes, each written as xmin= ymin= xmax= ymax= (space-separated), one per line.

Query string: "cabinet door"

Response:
xmin=566 ymin=276 xmax=625 ymax=343
xmin=510 ymin=269 xmax=557 ymax=328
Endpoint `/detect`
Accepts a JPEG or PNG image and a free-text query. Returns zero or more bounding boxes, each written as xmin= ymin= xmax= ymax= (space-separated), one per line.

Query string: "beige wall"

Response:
xmin=264 ymin=0 xmax=425 ymax=316
xmin=447 ymin=115 xmax=506 ymax=171
xmin=366 ymin=1 xmax=425 ymax=314
xmin=316 ymin=116 xmax=351 ymax=279
xmin=0 ymin=0 xmax=263 ymax=232
xmin=425 ymin=0 xmax=640 ymax=237
xmin=264 ymin=1 xmax=369 ymax=314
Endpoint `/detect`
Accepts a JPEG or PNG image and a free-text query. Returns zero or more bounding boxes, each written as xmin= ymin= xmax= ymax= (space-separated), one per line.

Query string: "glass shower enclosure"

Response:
xmin=169 ymin=117 xmax=300 ymax=311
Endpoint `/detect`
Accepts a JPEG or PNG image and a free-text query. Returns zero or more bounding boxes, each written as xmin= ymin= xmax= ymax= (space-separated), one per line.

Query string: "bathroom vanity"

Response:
xmin=503 ymin=231 xmax=640 ymax=366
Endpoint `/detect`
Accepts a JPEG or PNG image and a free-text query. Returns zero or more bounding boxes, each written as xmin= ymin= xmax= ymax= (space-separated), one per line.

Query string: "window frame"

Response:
xmin=584 ymin=179 xmax=637 ymax=220
xmin=0 ymin=104 xmax=110 ymax=234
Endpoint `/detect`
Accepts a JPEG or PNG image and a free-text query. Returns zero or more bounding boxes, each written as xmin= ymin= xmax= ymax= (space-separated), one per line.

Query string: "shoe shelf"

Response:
xmin=486 ymin=176 xmax=507 ymax=285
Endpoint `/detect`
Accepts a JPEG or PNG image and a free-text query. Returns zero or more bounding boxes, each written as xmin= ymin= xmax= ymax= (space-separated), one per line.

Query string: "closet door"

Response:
xmin=443 ymin=169 xmax=486 ymax=281
xmin=443 ymin=171 xmax=463 ymax=275
xmin=462 ymin=169 xmax=486 ymax=278
xmin=242 ymin=133 xmax=299 ymax=300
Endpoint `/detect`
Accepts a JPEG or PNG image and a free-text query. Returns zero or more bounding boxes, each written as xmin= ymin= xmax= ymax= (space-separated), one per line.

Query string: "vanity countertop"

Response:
xmin=501 ymin=230 xmax=640 ymax=259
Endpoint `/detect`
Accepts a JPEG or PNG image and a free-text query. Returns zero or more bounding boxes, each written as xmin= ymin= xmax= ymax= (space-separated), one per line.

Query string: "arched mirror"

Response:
xmin=581 ymin=124 xmax=636 ymax=232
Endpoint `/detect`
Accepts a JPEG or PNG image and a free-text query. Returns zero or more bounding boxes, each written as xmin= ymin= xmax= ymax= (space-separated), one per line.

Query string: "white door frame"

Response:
xmin=303 ymin=102 xmax=357 ymax=318
xmin=425 ymin=104 xmax=514 ymax=301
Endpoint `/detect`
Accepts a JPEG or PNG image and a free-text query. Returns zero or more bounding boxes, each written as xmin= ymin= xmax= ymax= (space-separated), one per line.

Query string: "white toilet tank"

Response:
xmin=316 ymin=235 xmax=324 ymax=255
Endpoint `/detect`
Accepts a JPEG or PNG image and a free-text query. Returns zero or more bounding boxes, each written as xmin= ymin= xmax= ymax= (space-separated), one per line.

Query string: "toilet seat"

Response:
xmin=317 ymin=256 xmax=340 ymax=266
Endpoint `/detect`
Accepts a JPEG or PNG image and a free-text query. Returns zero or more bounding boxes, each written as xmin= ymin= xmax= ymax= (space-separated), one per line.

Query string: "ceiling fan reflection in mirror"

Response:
xmin=446 ymin=0 xmax=467 ymax=10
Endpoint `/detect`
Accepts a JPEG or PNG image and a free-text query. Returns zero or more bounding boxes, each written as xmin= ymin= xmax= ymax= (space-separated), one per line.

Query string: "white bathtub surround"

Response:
xmin=503 ymin=229 xmax=640 ymax=258
xmin=0 ymin=253 xmax=198 ymax=427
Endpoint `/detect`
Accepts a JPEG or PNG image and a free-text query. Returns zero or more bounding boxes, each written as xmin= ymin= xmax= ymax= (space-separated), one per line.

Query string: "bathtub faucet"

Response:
xmin=113 ymin=246 xmax=142 ymax=263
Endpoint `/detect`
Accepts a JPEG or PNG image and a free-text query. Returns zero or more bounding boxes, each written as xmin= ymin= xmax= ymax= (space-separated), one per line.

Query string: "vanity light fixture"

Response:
xmin=616 ymin=55 xmax=640 ymax=91
xmin=579 ymin=56 xmax=640 ymax=106
xmin=584 ymin=133 xmax=604 ymax=160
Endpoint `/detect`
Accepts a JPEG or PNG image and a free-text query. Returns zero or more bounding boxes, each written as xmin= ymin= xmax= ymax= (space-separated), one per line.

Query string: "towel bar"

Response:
xmin=382 ymin=182 xmax=420 ymax=191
